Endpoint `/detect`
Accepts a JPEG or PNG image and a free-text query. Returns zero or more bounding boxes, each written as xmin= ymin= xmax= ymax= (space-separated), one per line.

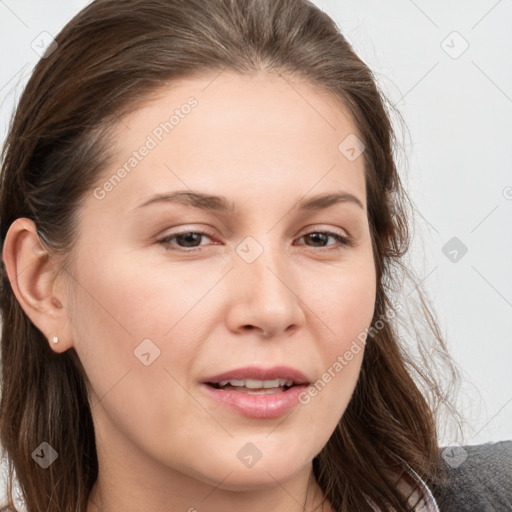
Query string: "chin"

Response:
xmin=185 ymin=445 xmax=313 ymax=491
xmin=207 ymin=461 xmax=306 ymax=491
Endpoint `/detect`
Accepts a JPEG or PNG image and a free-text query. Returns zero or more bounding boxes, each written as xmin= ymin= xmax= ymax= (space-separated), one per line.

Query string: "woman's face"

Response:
xmin=64 ymin=71 xmax=376 ymax=489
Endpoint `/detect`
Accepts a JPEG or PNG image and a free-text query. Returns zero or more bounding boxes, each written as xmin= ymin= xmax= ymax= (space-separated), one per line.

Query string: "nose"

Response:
xmin=225 ymin=237 xmax=305 ymax=339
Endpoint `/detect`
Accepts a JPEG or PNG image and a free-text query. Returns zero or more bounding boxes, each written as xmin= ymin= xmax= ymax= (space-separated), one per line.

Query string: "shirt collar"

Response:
xmin=366 ymin=464 xmax=440 ymax=511
xmin=403 ymin=465 xmax=440 ymax=512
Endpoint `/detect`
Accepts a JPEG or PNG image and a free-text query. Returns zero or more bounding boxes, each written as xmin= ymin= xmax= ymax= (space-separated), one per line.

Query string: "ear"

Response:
xmin=1 ymin=217 xmax=74 ymax=353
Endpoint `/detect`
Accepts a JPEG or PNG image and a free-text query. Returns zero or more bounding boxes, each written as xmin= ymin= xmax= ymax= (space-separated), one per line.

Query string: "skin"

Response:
xmin=3 ymin=70 xmax=377 ymax=512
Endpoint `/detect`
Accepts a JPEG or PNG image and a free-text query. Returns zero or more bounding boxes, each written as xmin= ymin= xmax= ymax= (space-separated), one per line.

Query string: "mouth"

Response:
xmin=201 ymin=366 xmax=310 ymax=418
xmin=207 ymin=378 xmax=297 ymax=394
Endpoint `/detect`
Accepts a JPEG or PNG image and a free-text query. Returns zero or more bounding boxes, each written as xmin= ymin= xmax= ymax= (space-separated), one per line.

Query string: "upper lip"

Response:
xmin=203 ymin=365 xmax=310 ymax=385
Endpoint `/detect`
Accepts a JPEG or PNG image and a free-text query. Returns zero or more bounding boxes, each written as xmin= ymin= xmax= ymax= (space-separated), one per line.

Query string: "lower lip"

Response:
xmin=201 ymin=384 xmax=308 ymax=419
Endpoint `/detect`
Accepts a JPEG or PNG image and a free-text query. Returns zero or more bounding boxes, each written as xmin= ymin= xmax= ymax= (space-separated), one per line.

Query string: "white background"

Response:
xmin=1 ymin=0 xmax=511 ymax=448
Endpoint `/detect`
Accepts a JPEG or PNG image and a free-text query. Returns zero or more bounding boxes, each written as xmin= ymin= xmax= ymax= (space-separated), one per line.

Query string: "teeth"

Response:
xmin=217 ymin=378 xmax=293 ymax=388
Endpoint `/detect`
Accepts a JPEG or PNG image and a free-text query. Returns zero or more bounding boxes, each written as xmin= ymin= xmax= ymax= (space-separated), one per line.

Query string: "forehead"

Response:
xmin=91 ymin=71 xmax=367 ymax=214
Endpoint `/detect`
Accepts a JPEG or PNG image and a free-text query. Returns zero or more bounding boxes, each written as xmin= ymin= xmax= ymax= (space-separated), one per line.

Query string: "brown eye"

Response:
xmin=297 ymin=231 xmax=355 ymax=250
xmin=158 ymin=230 xmax=216 ymax=250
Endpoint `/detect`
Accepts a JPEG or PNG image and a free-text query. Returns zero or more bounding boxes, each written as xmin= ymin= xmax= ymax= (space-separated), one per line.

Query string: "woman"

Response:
xmin=0 ymin=0 xmax=461 ymax=510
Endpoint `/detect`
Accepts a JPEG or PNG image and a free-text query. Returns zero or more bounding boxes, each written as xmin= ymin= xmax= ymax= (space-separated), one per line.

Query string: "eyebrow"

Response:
xmin=131 ymin=190 xmax=364 ymax=213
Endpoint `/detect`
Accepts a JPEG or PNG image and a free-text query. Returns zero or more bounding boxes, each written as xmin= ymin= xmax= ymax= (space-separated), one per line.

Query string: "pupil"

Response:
xmin=308 ymin=233 xmax=326 ymax=246
xmin=178 ymin=233 xmax=201 ymax=247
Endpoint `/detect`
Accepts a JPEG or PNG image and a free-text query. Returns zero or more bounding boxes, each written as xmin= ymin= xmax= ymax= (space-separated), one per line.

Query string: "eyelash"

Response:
xmin=157 ymin=229 xmax=356 ymax=252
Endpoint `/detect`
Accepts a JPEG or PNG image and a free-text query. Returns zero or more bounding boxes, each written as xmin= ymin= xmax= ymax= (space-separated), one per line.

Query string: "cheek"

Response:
xmin=65 ymin=248 xmax=204 ymax=408
xmin=69 ymin=237 xmax=214 ymax=346
xmin=66 ymin=256 xmax=205 ymax=452
xmin=300 ymin=255 xmax=376 ymax=419
xmin=317 ymin=253 xmax=377 ymax=346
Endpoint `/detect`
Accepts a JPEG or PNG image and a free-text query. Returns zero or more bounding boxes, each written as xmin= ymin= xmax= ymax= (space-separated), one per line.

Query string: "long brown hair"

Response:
xmin=0 ymin=0 xmax=460 ymax=510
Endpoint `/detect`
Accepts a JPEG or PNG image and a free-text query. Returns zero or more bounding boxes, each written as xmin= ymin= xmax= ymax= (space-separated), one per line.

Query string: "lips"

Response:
xmin=201 ymin=365 xmax=310 ymax=418
xmin=203 ymin=365 xmax=309 ymax=388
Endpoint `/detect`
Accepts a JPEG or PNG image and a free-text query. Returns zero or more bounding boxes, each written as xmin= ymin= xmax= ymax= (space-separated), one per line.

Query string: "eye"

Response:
xmin=157 ymin=229 xmax=355 ymax=252
xmin=295 ymin=231 xmax=356 ymax=250
xmin=158 ymin=230 xmax=216 ymax=250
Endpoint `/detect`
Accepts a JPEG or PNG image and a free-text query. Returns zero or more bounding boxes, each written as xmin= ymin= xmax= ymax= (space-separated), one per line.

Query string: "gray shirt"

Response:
xmin=431 ymin=440 xmax=512 ymax=511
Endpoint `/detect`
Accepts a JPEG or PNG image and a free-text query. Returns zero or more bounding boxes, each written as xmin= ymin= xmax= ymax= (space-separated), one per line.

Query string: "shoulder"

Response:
xmin=430 ymin=440 xmax=512 ymax=512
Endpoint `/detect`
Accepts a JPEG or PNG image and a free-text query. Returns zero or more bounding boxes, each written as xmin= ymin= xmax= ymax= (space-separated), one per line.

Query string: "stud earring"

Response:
xmin=52 ymin=336 xmax=59 ymax=344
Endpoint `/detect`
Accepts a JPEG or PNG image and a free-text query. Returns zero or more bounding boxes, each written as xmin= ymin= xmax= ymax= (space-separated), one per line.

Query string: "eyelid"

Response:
xmin=158 ymin=223 xmax=351 ymax=239
xmin=297 ymin=224 xmax=350 ymax=238
xmin=156 ymin=225 xmax=356 ymax=251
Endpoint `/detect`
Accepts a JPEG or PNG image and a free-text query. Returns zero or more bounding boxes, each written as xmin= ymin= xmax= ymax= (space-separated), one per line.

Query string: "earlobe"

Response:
xmin=1 ymin=217 xmax=73 ymax=353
